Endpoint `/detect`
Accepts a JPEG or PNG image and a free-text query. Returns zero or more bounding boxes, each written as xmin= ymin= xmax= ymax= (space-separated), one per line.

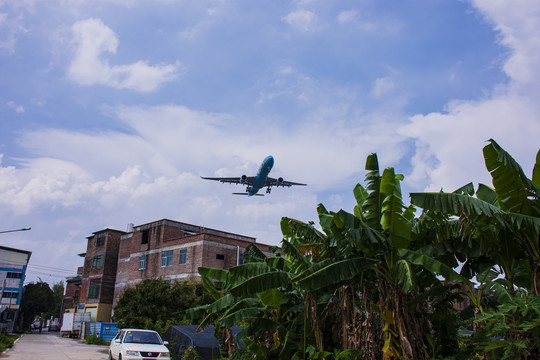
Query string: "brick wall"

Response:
xmin=112 ymin=220 xmax=274 ymax=305
xmin=79 ymin=229 xmax=125 ymax=306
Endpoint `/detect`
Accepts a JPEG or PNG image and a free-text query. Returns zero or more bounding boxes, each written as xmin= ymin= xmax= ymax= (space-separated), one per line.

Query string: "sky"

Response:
xmin=0 ymin=0 xmax=539 ymax=285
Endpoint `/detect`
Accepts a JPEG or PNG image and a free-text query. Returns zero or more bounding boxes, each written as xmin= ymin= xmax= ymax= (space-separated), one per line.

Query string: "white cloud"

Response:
xmin=371 ymin=77 xmax=396 ymax=98
xmin=7 ymin=101 xmax=24 ymax=113
xmin=282 ymin=10 xmax=318 ymax=32
xmin=400 ymin=1 xmax=540 ymax=192
xmin=472 ymin=0 xmax=540 ymax=87
xmin=337 ymin=10 xmax=358 ymax=24
xmin=68 ymin=18 xmax=182 ymax=92
xmin=0 ymin=6 xmax=29 ymax=54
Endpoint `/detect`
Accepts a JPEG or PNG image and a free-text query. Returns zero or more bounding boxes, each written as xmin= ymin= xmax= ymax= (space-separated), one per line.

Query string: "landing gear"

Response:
xmin=246 ymin=186 xmax=252 ymax=193
xmin=266 ymin=187 xmax=272 ymax=194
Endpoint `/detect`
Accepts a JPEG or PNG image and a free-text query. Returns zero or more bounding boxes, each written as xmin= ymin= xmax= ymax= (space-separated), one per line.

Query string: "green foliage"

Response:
xmin=112 ymin=278 xmax=213 ymax=333
xmin=20 ymin=281 xmax=55 ymax=330
xmin=0 ymin=334 xmax=17 ymax=352
xmin=473 ymin=293 xmax=540 ymax=359
xmin=47 ymin=281 xmax=64 ymax=319
xmin=181 ymin=346 xmax=200 ymax=360
xmin=193 ymin=140 xmax=540 ymax=360
xmin=84 ymin=334 xmax=109 ymax=345
xmin=311 ymin=348 xmax=363 ymax=360
xmin=230 ymin=345 xmax=254 ymax=360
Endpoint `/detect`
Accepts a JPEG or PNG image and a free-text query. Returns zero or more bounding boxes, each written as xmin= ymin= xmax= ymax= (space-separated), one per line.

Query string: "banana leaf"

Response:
xmin=296 ymin=257 xmax=378 ymax=292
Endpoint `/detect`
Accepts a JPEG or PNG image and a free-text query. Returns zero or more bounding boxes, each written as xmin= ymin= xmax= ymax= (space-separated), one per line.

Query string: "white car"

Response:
xmin=109 ymin=328 xmax=171 ymax=360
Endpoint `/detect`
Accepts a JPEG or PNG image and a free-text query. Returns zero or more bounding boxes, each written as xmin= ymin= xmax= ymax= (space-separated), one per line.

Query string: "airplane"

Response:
xmin=201 ymin=155 xmax=306 ymax=196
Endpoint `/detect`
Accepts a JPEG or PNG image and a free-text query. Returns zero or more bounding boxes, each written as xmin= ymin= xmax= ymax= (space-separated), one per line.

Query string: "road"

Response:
xmin=1 ymin=333 xmax=110 ymax=360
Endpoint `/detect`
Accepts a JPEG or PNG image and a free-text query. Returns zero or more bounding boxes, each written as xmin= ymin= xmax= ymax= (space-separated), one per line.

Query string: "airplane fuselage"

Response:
xmin=201 ymin=155 xmax=305 ymax=196
xmin=248 ymin=155 xmax=274 ymax=196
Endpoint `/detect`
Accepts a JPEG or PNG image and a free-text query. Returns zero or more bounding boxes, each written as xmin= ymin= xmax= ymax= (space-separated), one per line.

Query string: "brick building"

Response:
xmin=113 ymin=219 xmax=274 ymax=305
xmin=64 ymin=219 xmax=274 ymax=322
xmin=77 ymin=229 xmax=126 ymax=322
xmin=61 ymin=266 xmax=83 ymax=315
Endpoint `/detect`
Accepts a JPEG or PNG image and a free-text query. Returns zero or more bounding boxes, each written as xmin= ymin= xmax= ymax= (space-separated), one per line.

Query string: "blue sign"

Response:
xmin=78 ymin=304 xmax=85 ymax=309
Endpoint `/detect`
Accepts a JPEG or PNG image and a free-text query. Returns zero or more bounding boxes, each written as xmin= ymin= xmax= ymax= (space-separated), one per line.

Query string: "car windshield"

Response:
xmin=123 ymin=331 xmax=162 ymax=344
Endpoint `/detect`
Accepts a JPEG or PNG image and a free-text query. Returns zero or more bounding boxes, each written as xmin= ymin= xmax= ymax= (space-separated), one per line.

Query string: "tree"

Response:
xmin=20 ymin=281 xmax=54 ymax=330
xmin=46 ymin=281 xmax=64 ymax=319
xmin=411 ymin=139 xmax=540 ymax=296
xmin=191 ymin=141 xmax=539 ymax=359
xmin=190 ymin=154 xmax=462 ymax=360
xmin=410 ymin=139 xmax=540 ymax=359
xmin=112 ymin=278 xmax=212 ymax=334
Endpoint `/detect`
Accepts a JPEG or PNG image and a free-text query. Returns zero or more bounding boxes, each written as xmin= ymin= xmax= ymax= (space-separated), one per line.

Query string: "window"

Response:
xmin=96 ymin=233 xmax=105 ymax=246
xmin=88 ymin=280 xmax=100 ymax=298
xmin=239 ymin=252 xmax=247 ymax=265
xmin=6 ymin=272 xmax=22 ymax=279
xmin=92 ymin=255 xmax=104 ymax=268
xmin=141 ymin=229 xmax=149 ymax=244
xmin=2 ymin=292 xmax=18 ymax=299
xmin=139 ymin=255 xmax=147 ymax=270
xmin=216 ymin=254 xmax=225 ymax=260
xmin=179 ymin=249 xmax=187 ymax=265
xmin=161 ymin=250 xmax=173 ymax=267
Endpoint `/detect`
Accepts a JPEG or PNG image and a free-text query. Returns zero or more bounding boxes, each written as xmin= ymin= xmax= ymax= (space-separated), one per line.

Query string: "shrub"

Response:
xmin=181 ymin=346 xmax=199 ymax=360
xmin=84 ymin=334 xmax=109 ymax=345
xmin=0 ymin=334 xmax=16 ymax=349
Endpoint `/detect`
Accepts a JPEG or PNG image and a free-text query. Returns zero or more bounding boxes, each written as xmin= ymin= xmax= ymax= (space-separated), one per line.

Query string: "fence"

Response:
xmin=88 ymin=322 xmax=118 ymax=342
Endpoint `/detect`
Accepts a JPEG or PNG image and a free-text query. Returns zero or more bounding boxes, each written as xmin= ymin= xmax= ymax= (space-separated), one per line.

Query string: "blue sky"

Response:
xmin=0 ymin=0 xmax=538 ymax=284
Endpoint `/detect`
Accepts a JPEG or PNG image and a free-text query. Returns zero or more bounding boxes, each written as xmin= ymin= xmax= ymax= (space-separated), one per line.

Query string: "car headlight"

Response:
xmin=126 ymin=350 xmax=139 ymax=356
xmin=160 ymin=352 xmax=170 ymax=358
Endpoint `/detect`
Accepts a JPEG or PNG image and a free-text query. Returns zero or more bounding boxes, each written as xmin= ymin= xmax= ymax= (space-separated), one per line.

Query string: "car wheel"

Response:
xmin=108 ymin=352 xmax=113 ymax=360
xmin=118 ymin=354 xmax=122 ymax=360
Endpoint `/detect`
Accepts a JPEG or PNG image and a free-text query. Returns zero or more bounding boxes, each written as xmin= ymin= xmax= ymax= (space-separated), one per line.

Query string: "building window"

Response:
xmin=216 ymin=254 xmax=225 ymax=260
xmin=179 ymin=249 xmax=187 ymax=265
xmin=239 ymin=252 xmax=247 ymax=265
xmin=139 ymin=255 xmax=147 ymax=270
xmin=96 ymin=233 xmax=105 ymax=246
xmin=92 ymin=255 xmax=104 ymax=268
xmin=88 ymin=280 xmax=100 ymax=298
xmin=141 ymin=229 xmax=149 ymax=244
xmin=2 ymin=292 xmax=18 ymax=299
xmin=161 ymin=250 xmax=173 ymax=267
xmin=6 ymin=272 xmax=22 ymax=279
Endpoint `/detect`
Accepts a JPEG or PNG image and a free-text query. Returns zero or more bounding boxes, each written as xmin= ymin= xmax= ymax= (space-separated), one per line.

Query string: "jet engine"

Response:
xmin=277 ymin=177 xmax=284 ymax=186
xmin=241 ymin=175 xmax=247 ymax=184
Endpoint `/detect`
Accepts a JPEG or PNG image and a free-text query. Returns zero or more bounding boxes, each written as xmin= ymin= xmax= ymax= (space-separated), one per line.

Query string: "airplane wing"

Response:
xmin=201 ymin=176 xmax=256 ymax=185
xmin=265 ymin=177 xmax=307 ymax=187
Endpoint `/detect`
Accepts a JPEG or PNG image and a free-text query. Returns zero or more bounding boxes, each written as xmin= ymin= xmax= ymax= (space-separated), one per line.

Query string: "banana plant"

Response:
xmin=411 ymin=139 xmax=540 ymax=295
xmin=187 ymin=244 xmax=310 ymax=359
xmin=281 ymin=154 xmax=462 ymax=360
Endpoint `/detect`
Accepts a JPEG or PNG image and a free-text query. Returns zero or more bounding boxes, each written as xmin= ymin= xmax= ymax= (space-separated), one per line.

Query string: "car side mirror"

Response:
xmin=114 ymin=339 xmax=121 ymax=343
xmin=163 ymin=341 xmax=169 ymax=346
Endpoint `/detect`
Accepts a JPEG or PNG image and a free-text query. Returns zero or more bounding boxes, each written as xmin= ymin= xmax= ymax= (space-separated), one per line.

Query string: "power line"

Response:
xmin=28 ymin=264 xmax=74 ymax=274
xmin=0 ymin=227 xmax=31 ymax=234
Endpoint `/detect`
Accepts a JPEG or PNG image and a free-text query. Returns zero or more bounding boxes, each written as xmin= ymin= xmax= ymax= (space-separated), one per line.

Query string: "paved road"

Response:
xmin=1 ymin=333 xmax=109 ymax=360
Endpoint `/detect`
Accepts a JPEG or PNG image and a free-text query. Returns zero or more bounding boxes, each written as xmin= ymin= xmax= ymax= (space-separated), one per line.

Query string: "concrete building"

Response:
xmin=0 ymin=245 xmax=32 ymax=333
xmin=64 ymin=219 xmax=274 ymax=322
